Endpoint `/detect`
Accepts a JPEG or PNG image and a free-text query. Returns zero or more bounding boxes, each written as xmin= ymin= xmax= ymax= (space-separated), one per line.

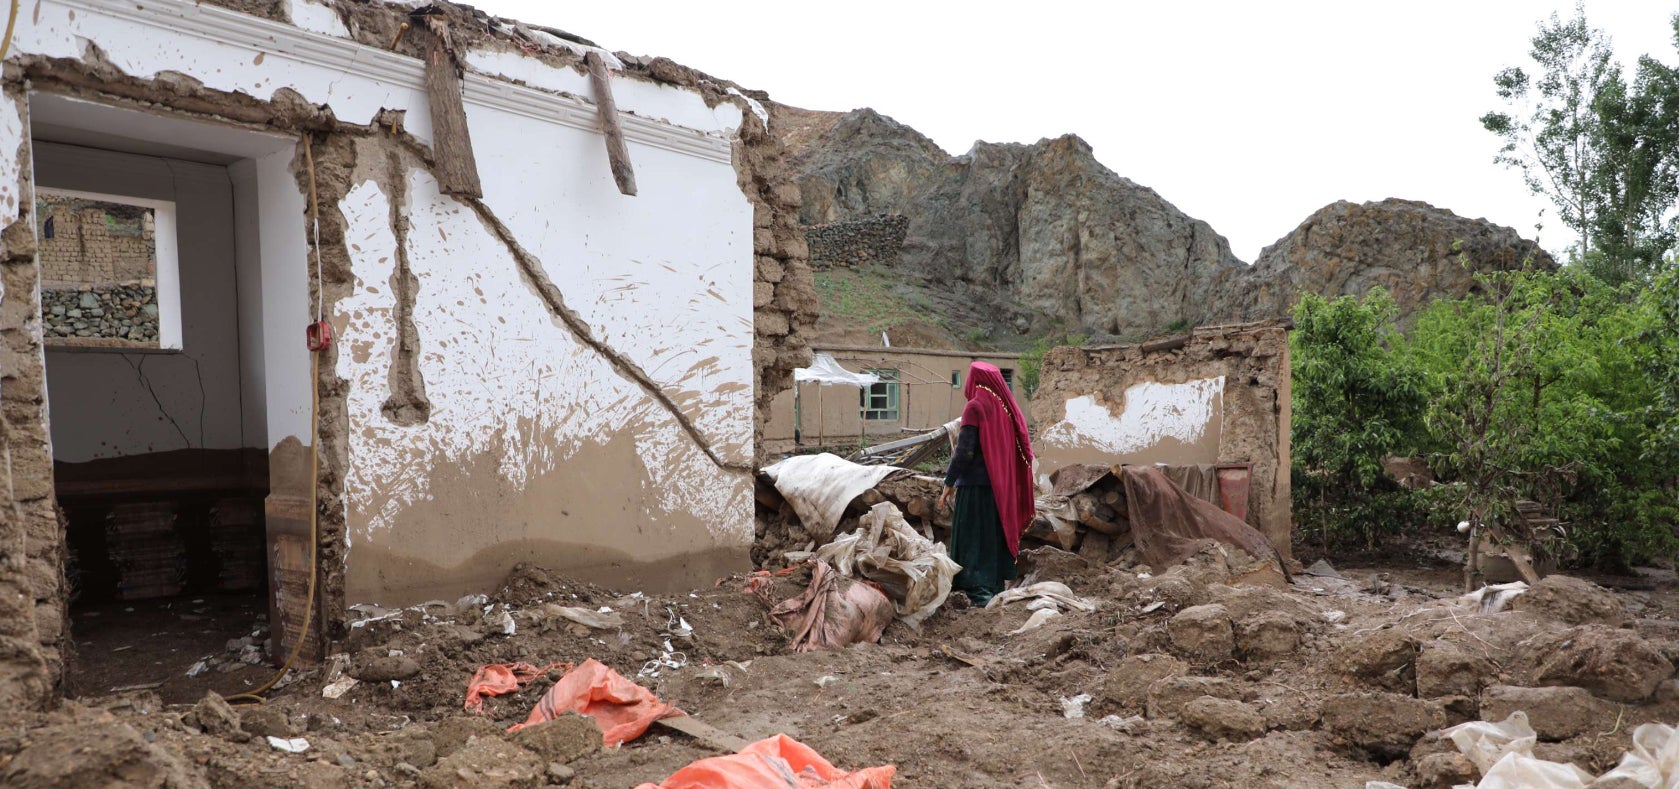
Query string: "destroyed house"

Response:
xmin=0 ymin=0 xmax=814 ymax=705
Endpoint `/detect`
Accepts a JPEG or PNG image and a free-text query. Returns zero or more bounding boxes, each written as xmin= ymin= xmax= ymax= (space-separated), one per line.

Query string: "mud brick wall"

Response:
xmin=1030 ymin=322 xmax=1293 ymax=558
xmin=804 ymin=213 xmax=907 ymax=269
xmin=41 ymin=283 xmax=159 ymax=343
xmin=36 ymin=197 xmax=156 ymax=286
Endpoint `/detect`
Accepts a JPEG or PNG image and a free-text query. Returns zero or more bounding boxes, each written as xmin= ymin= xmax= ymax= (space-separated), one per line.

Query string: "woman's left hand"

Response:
xmin=939 ymin=486 xmax=955 ymax=510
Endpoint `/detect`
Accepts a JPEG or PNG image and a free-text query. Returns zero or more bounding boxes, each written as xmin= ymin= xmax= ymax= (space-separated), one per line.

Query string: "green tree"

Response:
xmin=1481 ymin=5 xmax=1679 ymax=283
xmin=1017 ymin=333 xmax=1086 ymax=399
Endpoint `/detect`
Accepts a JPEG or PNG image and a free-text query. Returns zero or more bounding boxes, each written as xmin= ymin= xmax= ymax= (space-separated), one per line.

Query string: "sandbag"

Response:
xmin=634 ymin=733 xmax=895 ymax=789
xmin=804 ymin=502 xmax=960 ymax=626
xmin=770 ymin=561 xmax=894 ymax=652
xmin=509 ymin=658 xmax=680 ymax=746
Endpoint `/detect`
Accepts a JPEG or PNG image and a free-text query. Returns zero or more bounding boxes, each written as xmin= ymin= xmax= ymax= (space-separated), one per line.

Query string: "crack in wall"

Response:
xmin=376 ymin=147 xmax=431 ymax=427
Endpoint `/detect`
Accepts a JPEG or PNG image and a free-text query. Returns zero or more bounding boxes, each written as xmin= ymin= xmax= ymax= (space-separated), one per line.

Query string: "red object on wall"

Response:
xmin=1215 ymin=464 xmax=1251 ymax=523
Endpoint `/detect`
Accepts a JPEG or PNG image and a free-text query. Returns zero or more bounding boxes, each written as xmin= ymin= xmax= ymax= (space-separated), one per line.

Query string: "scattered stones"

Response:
xmin=1416 ymin=641 xmax=1496 ymax=698
xmin=237 ymin=705 xmax=297 ymax=738
xmin=186 ymin=692 xmax=249 ymax=743
xmin=507 ymin=714 xmax=602 ymax=764
xmin=1478 ymin=685 xmax=1616 ymax=741
xmin=1513 ymin=575 xmax=1631 ymax=627
xmin=1146 ymin=676 xmax=1241 ymax=720
xmin=1321 ymin=692 xmax=1447 ymax=759
xmin=420 ymin=737 xmax=544 ymax=789
xmin=1100 ymin=654 xmax=1187 ymax=710
xmin=1336 ymin=628 xmax=1418 ymax=693
xmin=39 ymin=284 xmax=159 ymax=344
xmin=1180 ymin=697 xmax=1266 ymax=741
xmin=1167 ymin=604 xmax=1235 ymax=662
xmin=1237 ymin=610 xmax=1303 ymax=661
xmin=1529 ymin=625 xmax=1675 ymax=702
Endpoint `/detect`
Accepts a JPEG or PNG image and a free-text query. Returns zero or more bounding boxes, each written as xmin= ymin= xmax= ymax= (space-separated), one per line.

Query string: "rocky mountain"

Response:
xmin=1213 ymin=199 xmax=1557 ymax=327
xmin=780 ymin=105 xmax=1555 ymax=345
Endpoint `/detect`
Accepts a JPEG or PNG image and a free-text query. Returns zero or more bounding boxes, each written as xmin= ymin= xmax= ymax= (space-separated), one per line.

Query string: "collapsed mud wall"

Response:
xmin=1029 ymin=322 xmax=1292 ymax=558
xmin=0 ymin=0 xmax=814 ymax=703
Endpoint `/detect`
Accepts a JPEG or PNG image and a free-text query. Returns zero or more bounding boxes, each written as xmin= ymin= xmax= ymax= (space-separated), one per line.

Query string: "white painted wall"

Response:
xmin=14 ymin=0 xmax=761 ymax=597
xmin=1040 ymin=377 xmax=1226 ymax=459
xmin=36 ymin=144 xmax=254 ymax=461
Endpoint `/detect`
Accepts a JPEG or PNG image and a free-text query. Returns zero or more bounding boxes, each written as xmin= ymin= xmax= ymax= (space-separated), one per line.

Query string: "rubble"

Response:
xmin=1511 ymin=575 xmax=1632 ymax=627
xmin=1528 ymin=625 xmax=1675 ymax=702
xmin=1181 ymin=697 xmax=1267 ymax=741
xmin=1477 ymin=685 xmax=1617 ymax=741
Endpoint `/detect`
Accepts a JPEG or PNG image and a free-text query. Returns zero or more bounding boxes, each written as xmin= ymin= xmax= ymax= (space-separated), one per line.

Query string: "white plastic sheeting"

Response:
xmin=761 ymin=453 xmax=899 ymax=544
xmin=793 ymin=502 xmax=960 ymax=628
xmin=1368 ymin=712 xmax=1679 ymax=789
xmin=793 ymin=353 xmax=881 ymax=387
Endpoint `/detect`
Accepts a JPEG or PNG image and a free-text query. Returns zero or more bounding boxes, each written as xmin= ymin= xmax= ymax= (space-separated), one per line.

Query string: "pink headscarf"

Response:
xmin=961 ymin=362 xmax=1035 ymax=556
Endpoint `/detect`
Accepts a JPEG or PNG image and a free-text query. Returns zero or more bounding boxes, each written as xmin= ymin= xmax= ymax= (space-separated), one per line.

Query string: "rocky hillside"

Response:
xmin=781 ymin=105 xmax=1554 ymax=345
xmin=1213 ymin=199 xmax=1557 ymax=327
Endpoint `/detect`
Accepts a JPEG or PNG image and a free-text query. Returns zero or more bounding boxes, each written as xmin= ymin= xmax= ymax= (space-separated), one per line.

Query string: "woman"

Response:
xmin=939 ymin=362 xmax=1035 ymax=606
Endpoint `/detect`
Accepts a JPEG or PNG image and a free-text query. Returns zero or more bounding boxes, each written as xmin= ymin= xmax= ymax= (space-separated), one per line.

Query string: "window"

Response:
xmin=951 ymin=370 xmax=960 ymax=388
xmin=999 ymin=368 xmax=1015 ymax=388
xmin=861 ymin=369 xmax=900 ymax=421
xmin=36 ymin=187 xmax=181 ymax=350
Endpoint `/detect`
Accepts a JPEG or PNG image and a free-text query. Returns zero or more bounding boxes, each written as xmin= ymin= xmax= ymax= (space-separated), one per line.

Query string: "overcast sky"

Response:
xmin=472 ymin=1 xmax=1675 ymax=263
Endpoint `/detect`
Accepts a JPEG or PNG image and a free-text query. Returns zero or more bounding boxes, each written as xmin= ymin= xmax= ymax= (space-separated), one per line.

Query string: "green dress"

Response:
xmin=950 ymin=486 xmax=1017 ymax=606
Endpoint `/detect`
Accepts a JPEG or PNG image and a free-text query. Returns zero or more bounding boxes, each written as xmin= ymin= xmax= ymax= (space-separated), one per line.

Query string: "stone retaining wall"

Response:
xmin=41 ymin=283 xmax=159 ymax=344
xmin=805 ymin=213 xmax=907 ymax=268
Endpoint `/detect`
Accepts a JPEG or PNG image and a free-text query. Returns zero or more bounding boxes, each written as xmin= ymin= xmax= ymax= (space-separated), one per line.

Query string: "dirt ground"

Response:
xmin=5 ymin=544 xmax=1679 ymax=788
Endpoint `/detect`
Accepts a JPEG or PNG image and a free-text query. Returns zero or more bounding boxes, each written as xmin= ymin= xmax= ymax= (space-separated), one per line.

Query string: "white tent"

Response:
xmin=791 ymin=352 xmax=880 ymax=446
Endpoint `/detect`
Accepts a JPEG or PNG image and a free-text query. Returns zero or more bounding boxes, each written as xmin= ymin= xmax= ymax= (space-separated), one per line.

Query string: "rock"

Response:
xmin=1412 ymin=752 xmax=1477 ymax=789
xmin=1320 ymin=692 xmax=1447 ymax=759
xmin=1236 ymin=610 xmax=1302 ymax=661
xmin=1513 ymin=575 xmax=1631 ymax=627
xmin=420 ymin=738 xmax=544 ymax=789
xmin=1259 ymin=695 xmax=1320 ymax=731
xmin=1529 ymin=625 xmax=1675 ymax=702
xmin=1416 ymin=642 xmax=1495 ymax=698
xmin=1167 ymin=604 xmax=1235 ymax=662
xmin=1180 ymin=697 xmax=1266 ymax=741
xmin=1211 ymin=198 xmax=1554 ymax=329
xmin=433 ymin=717 xmax=506 ymax=758
xmin=1336 ymin=628 xmax=1418 ymax=693
xmin=1100 ymin=654 xmax=1187 ymax=710
xmin=507 ymin=714 xmax=601 ymax=764
xmin=237 ymin=705 xmax=296 ymax=738
xmin=1478 ymin=685 xmax=1616 ymax=741
xmin=1146 ymin=676 xmax=1241 ymax=720
xmin=1015 ymin=546 xmax=1094 ymax=583
xmin=349 ymin=650 xmax=422 ymax=682
xmin=2 ymin=722 xmax=207 ymax=789
xmin=186 ymin=692 xmax=249 ymax=743
xmin=547 ymin=762 xmax=576 ymax=783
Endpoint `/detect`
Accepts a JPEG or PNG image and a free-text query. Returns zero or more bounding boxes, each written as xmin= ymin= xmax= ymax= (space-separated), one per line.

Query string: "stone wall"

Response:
xmin=805 ymin=213 xmax=907 ymax=268
xmin=1029 ymin=321 xmax=1293 ymax=559
xmin=36 ymin=195 xmax=156 ymax=287
xmin=41 ymin=283 xmax=158 ymax=343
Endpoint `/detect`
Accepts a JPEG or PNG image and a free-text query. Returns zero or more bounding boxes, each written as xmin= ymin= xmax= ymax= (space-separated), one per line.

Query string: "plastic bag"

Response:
xmin=634 ymin=733 xmax=894 ymax=789
xmin=510 ymin=659 xmax=680 ymax=747
xmin=1443 ymin=712 xmax=1537 ymax=774
xmin=1598 ymin=723 xmax=1679 ymax=788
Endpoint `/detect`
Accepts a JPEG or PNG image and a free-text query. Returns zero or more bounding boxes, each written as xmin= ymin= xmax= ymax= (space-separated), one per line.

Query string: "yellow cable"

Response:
xmin=230 ymin=135 xmax=322 ymax=704
xmin=0 ymin=0 xmax=18 ymax=62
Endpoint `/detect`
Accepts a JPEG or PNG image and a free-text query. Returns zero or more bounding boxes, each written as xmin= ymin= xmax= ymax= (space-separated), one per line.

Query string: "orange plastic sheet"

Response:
xmin=634 ymin=734 xmax=895 ymax=789
xmin=463 ymin=661 xmax=570 ymax=713
xmin=509 ymin=658 xmax=681 ymax=746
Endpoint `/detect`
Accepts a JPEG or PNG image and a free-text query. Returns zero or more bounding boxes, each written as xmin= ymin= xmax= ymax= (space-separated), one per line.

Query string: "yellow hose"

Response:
xmin=0 ymin=0 xmax=18 ymax=62
xmin=230 ymin=135 xmax=323 ymax=704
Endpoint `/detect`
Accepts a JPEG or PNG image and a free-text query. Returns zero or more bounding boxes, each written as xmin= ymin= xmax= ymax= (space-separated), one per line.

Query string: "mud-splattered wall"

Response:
xmin=1029 ymin=322 xmax=1292 ymax=558
xmin=0 ymin=0 xmax=815 ymax=702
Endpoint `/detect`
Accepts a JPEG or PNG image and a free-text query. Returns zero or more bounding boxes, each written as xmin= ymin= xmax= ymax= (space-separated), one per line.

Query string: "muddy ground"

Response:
xmin=4 ymin=543 xmax=1679 ymax=788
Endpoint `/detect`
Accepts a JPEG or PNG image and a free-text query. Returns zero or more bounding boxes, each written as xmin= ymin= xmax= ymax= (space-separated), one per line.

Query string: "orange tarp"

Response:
xmin=463 ymin=661 xmax=570 ymax=714
xmin=634 ymin=734 xmax=895 ymax=789
xmin=509 ymin=658 xmax=681 ymax=746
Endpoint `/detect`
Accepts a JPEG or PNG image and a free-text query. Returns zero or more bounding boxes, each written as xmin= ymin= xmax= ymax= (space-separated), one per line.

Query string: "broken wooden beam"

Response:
xmin=655 ymin=714 xmax=750 ymax=753
xmin=417 ymin=14 xmax=483 ymax=198
xmin=585 ymin=51 xmax=637 ymax=196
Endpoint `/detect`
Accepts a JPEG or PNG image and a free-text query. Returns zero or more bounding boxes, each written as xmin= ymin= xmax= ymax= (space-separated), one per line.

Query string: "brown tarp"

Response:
xmin=768 ymin=561 xmax=895 ymax=652
xmin=1119 ymin=465 xmax=1288 ymax=578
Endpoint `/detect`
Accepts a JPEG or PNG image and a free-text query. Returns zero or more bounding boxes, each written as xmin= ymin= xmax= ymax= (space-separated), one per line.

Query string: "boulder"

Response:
xmin=1530 ymin=625 xmax=1675 ymax=702
xmin=1416 ymin=642 xmax=1495 ymax=698
xmin=508 ymin=714 xmax=602 ymax=764
xmin=1180 ymin=697 xmax=1266 ymax=741
xmin=1337 ymin=628 xmax=1418 ymax=693
xmin=1321 ymin=692 xmax=1447 ymax=759
xmin=1100 ymin=654 xmax=1187 ymax=710
xmin=1146 ymin=676 xmax=1241 ymax=720
xmin=1167 ymin=604 xmax=1235 ymax=662
xmin=1478 ymin=685 xmax=1616 ymax=741
xmin=1513 ymin=575 xmax=1631 ymax=627
xmin=1237 ymin=610 xmax=1303 ymax=661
